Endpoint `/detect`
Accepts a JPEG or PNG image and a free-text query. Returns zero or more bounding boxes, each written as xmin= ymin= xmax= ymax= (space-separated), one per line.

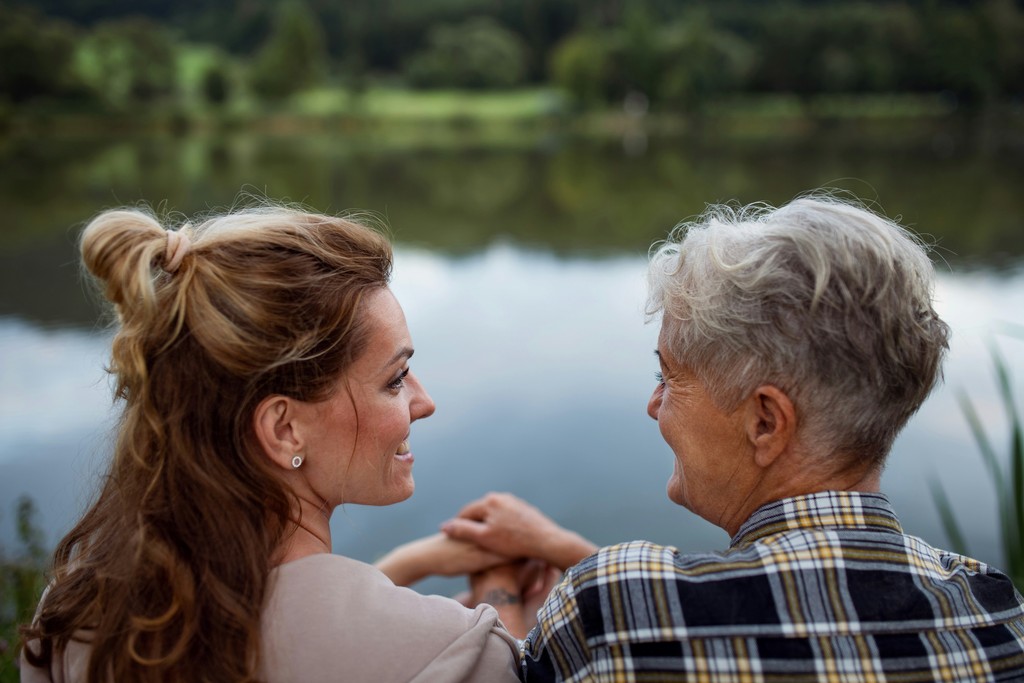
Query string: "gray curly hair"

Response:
xmin=646 ymin=194 xmax=950 ymax=464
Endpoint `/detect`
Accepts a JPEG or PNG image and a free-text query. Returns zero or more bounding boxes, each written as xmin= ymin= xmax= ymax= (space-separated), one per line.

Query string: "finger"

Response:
xmin=455 ymin=497 xmax=491 ymax=521
xmin=441 ymin=518 xmax=488 ymax=544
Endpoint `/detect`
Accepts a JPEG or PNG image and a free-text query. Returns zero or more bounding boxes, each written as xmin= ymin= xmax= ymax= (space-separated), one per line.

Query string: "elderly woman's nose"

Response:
xmin=647 ymin=387 xmax=662 ymax=420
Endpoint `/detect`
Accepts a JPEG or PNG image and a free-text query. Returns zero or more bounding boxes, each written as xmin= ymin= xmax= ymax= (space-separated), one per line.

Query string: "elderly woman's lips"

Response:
xmin=396 ymin=440 xmax=411 ymax=456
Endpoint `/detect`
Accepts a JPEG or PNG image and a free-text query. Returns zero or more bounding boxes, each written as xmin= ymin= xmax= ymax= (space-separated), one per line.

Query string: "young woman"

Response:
xmin=20 ymin=206 xmax=522 ymax=683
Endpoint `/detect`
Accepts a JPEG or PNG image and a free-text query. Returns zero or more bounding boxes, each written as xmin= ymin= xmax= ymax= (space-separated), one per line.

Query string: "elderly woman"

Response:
xmin=20 ymin=207 xmax=521 ymax=682
xmin=442 ymin=195 xmax=1024 ymax=681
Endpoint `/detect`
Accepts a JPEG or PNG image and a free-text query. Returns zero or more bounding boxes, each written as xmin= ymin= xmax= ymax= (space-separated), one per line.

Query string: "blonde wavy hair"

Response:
xmin=21 ymin=205 xmax=393 ymax=682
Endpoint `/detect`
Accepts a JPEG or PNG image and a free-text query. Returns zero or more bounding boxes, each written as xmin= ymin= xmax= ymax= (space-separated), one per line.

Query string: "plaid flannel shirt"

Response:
xmin=521 ymin=491 xmax=1024 ymax=682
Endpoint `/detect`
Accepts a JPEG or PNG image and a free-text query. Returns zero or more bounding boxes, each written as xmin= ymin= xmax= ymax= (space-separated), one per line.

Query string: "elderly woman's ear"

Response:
xmin=746 ymin=385 xmax=797 ymax=468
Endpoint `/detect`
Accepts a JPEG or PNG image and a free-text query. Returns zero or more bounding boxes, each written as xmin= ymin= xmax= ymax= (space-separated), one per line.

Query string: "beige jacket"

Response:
xmin=21 ymin=553 xmax=521 ymax=683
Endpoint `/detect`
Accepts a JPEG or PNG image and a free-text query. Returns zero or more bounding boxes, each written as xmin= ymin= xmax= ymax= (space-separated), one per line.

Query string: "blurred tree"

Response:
xmin=980 ymin=0 xmax=1024 ymax=99
xmin=75 ymin=18 xmax=178 ymax=107
xmin=337 ymin=0 xmax=371 ymax=96
xmin=6 ymin=0 xmax=1024 ymax=110
xmin=503 ymin=0 xmax=581 ymax=82
xmin=744 ymin=2 xmax=820 ymax=97
xmin=201 ymin=62 xmax=232 ymax=107
xmin=249 ymin=0 xmax=328 ymax=100
xmin=405 ymin=17 xmax=528 ymax=89
xmin=619 ymin=3 xmax=661 ymax=99
xmin=552 ymin=8 xmax=753 ymax=112
xmin=659 ymin=9 xmax=754 ymax=112
xmin=0 ymin=6 xmax=85 ymax=104
xmin=550 ymin=30 xmax=614 ymax=106
xmin=920 ymin=3 xmax=999 ymax=107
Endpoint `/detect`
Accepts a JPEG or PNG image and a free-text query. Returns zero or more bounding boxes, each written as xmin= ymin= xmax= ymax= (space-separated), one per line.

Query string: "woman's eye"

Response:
xmin=654 ymin=371 xmax=665 ymax=386
xmin=388 ymin=368 xmax=410 ymax=391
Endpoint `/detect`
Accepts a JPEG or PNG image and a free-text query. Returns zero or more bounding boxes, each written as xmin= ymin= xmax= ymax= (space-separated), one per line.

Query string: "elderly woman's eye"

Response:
xmin=654 ymin=371 xmax=665 ymax=386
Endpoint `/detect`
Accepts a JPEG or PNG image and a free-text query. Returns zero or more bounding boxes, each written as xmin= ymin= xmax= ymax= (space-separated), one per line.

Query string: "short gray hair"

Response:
xmin=647 ymin=194 xmax=950 ymax=464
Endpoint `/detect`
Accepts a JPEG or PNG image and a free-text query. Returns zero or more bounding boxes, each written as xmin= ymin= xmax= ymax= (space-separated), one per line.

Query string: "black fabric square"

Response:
xmin=974 ymin=624 xmax=1017 ymax=650
xmin=628 ymin=640 xmax=685 ymax=659
xmin=846 ymin=569 xmax=936 ymax=622
xmin=674 ymin=574 xmax=780 ymax=627
xmin=755 ymin=636 xmax=815 ymax=661
xmin=967 ymin=572 xmax=1022 ymax=613
xmin=872 ymin=632 xmax=929 ymax=661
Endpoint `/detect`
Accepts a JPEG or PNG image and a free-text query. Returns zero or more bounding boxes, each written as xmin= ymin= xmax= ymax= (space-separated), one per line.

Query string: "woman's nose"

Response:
xmin=647 ymin=386 xmax=662 ymax=420
xmin=410 ymin=372 xmax=436 ymax=420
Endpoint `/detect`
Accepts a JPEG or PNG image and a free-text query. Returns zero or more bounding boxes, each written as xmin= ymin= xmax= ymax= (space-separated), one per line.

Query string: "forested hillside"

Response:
xmin=2 ymin=0 xmax=1022 ymax=115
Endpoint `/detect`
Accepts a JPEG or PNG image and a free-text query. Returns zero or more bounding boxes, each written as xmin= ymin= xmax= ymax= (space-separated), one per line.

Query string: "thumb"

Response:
xmin=441 ymin=518 xmax=487 ymax=544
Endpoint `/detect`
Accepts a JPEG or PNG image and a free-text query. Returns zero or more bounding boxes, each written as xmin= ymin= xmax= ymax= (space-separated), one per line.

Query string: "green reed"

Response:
xmin=931 ymin=340 xmax=1024 ymax=587
xmin=0 ymin=497 xmax=48 ymax=683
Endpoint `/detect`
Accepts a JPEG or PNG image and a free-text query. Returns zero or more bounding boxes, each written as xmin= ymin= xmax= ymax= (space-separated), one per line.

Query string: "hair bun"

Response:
xmin=80 ymin=209 xmax=170 ymax=313
xmin=164 ymin=228 xmax=192 ymax=273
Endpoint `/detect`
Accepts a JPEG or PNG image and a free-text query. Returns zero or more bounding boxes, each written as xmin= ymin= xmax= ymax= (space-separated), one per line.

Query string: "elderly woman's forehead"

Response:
xmin=656 ymin=329 xmax=679 ymax=362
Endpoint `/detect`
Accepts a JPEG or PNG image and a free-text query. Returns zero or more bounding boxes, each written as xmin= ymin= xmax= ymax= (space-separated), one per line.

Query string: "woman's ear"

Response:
xmin=745 ymin=385 xmax=797 ymax=468
xmin=254 ymin=395 xmax=306 ymax=471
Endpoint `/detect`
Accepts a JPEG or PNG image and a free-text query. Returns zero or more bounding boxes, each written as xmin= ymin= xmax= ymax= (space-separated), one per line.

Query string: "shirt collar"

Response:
xmin=730 ymin=490 xmax=903 ymax=549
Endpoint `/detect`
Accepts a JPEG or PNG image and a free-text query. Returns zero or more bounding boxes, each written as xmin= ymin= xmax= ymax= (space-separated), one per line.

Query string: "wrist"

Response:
xmin=376 ymin=542 xmax=426 ymax=587
xmin=475 ymin=583 xmax=528 ymax=639
xmin=478 ymin=586 xmax=521 ymax=607
xmin=542 ymin=529 xmax=597 ymax=570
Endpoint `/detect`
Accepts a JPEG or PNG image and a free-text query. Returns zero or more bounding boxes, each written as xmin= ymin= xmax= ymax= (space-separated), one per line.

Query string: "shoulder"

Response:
xmin=566 ymin=539 xmax=740 ymax=589
xmin=268 ymin=553 xmax=488 ymax=632
xmin=262 ymin=554 xmax=519 ymax=683
xmin=542 ymin=540 xmax=786 ymax=641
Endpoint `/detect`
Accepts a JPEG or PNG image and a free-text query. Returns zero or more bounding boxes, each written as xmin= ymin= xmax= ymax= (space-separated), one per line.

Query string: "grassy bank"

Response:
xmin=5 ymin=85 xmax=1022 ymax=140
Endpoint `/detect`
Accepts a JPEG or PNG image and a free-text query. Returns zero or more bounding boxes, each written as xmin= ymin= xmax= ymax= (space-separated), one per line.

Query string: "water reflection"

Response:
xmin=1 ymin=132 xmax=1023 ymax=595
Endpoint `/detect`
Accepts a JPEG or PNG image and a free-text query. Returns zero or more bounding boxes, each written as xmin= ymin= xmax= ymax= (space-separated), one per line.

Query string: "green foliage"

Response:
xmin=658 ymin=10 xmax=754 ymax=112
xmin=932 ymin=340 xmax=1024 ymax=586
xmin=0 ymin=6 xmax=87 ymax=104
xmin=201 ymin=63 xmax=232 ymax=107
xmin=75 ymin=18 xmax=179 ymax=107
xmin=405 ymin=17 xmax=528 ymax=90
xmin=920 ymin=6 xmax=998 ymax=106
xmin=550 ymin=8 xmax=753 ymax=112
xmin=4 ymin=0 xmax=1024 ymax=118
xmin=0 ymin=497 xmax=49 ymax=682
xmin=549 ymin=31 xmax=613 ymax=107
xmin=249 ymin=0 xmax=328 ymax=101
xmin=619 ymin=4 xmax=660 ymax=98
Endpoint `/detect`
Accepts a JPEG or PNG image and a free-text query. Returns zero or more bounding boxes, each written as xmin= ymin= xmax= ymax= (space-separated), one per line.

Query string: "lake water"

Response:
xmin=1 ymin=128 xmax=1023 ymax=595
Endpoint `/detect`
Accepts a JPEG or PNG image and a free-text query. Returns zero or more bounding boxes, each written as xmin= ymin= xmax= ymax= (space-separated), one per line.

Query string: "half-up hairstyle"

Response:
xmin=21 ymin=205 xmax=393 ymax=682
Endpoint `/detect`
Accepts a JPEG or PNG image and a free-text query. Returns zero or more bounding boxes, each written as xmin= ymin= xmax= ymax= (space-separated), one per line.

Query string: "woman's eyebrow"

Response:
xmin=383 ymin=347 xmax=414 ymax=369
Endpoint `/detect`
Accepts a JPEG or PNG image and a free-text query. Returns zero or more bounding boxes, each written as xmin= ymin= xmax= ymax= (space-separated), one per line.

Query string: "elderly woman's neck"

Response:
xmin=718 ymin=455 xmax=882 ymax=537
xmin=274 ymin=495 xmax=334 ymax=565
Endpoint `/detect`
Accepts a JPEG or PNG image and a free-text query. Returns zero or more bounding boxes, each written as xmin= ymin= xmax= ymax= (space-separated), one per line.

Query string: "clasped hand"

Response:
xmin=375 ymin=492 xmax=597 ymax=638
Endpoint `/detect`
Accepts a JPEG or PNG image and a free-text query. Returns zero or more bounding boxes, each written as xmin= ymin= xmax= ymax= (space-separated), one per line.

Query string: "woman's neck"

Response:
xmin=274 ymin=495 xmax=334 ymax=565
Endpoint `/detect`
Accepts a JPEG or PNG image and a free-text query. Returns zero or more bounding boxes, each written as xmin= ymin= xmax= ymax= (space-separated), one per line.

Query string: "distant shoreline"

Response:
xmin=3 ymin=90 xmax=1022 ymax=151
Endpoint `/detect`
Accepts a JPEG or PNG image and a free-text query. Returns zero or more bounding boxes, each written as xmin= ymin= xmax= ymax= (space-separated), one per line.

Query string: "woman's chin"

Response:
xmin=666 ymin=476 xmax=686 ymax=507
xmin=389 ymin=478 xmax=415 ymax=505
